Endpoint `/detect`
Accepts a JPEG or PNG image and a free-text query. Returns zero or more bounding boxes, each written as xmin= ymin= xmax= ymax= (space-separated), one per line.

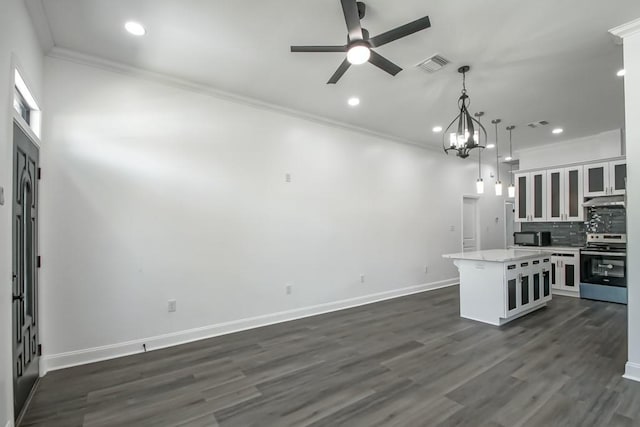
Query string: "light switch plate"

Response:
xmin=0 ymin=186 xmax=4 ymax=206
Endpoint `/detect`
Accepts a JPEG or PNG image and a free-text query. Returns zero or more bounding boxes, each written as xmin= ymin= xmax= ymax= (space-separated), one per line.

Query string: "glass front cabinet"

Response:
xmin=546 ymin=166 xmax=584 ymax=222
xmin=584 ymin=160 xmax=626 ymax=197
xmin=514 ymin=171 xmax=547 ymax=223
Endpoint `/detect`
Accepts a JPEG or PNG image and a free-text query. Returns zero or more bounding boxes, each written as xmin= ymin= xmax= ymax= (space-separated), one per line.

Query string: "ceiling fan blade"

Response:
xmin=340 ymin=0 xmax=363 ymax=41
xmin=291 ymin=45 xmax=347 ymax=53
xmin=369 ymin=16 xmax=431 ymax=48
xmin=327 ymin=59 xmax=351 ymax=84
xmin=368 ymin=51 xmax=402 ymax=76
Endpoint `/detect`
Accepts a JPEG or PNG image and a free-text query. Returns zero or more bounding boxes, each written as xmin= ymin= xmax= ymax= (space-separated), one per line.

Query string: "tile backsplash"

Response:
xmin=520 ymin=222 xmax=587 ymax=247
xmin=585 ymin=207 xmax=626 ymax=234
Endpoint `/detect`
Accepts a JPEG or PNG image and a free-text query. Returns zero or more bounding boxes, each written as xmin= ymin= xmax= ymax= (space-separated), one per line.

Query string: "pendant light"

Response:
xmin=507 ymin=125 xmax=516 ymax=198
xmin=492 ymin=119 xmax=502 ymax=196
xmin=442 ymin=66 xmax=487 ymax=158
xmin=475 ymin=112 xmax=485 ymax=194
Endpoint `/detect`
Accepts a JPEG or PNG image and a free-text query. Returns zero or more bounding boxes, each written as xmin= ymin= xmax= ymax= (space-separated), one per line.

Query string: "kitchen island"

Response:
xmin=443 ymin=249 xmax=553 ymax=326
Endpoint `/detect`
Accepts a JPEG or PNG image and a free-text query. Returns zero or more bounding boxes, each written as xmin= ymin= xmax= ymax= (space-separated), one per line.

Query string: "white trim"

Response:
xmin=46 ymin=47 xmax=438 ymax=154
xmin=610 ymin=18 xmax=640 ymax=42
xmin=623 ymin=361 xmax=640 ymax=382
xmin=41 ymin=279 xmax=458 ymax=373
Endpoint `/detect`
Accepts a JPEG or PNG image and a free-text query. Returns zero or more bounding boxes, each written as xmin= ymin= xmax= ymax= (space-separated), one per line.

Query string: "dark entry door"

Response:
xmin=12 ymin=121 xmax=40 ymax=418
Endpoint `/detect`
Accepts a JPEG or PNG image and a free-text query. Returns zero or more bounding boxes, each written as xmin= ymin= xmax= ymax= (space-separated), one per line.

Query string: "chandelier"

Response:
xmin=442 ymin=65 xmax=487 ymax=158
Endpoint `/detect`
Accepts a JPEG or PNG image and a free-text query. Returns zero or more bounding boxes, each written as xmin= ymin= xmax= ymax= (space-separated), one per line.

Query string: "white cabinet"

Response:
xmin=504 ymin=257 xmax=552 ymax=318
xmin=584 ymin=160 xmax=627 ymax=197
xmin=515 ymin=171 xmax=547 ymax=223
xmin=550 ymin=250 xmax=580 ymax=295
xmin=546 ymin=166 xmax=584 ymax=222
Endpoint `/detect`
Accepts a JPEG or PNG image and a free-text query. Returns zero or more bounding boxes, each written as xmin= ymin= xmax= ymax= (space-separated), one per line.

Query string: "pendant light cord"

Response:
xmin=494 ymin=121 xmax=499 ymax=182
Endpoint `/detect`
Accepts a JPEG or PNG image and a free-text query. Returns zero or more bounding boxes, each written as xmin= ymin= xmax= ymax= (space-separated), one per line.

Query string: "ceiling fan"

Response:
xmin=291 ymin=0 xmax=431 ymax=84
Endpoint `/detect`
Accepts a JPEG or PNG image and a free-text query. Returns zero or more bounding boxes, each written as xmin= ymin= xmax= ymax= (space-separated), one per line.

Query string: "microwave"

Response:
xmin=514 ymin=231 xmax=552 ymax=246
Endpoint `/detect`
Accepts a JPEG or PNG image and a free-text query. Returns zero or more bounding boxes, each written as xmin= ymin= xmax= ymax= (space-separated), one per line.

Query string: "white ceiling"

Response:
xmin=28 ymin=0 xmax=640 ymax=153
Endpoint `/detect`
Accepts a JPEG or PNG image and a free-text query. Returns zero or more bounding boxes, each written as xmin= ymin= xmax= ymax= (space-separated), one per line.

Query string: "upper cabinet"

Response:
xmin=515 ymin=157 xmax=623 ymax=224
xmin=515 ymin=171 xmax=547 ymax=223
xmin=584 ymin=160 xmax=627 ymax=197
xmin=546 ymin=166 xmax=584 ymax=222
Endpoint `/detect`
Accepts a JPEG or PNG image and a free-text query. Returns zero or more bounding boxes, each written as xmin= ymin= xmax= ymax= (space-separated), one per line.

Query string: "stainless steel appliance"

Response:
xmin=514 ymin=231 xmax=552 ymax=247
xmin=580 ymin=233 xmax=627 ymax=304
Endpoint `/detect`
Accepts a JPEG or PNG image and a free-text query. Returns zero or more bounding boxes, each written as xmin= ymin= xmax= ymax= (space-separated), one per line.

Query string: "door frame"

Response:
xmin=504 ymin=200 xmax=518 ymax=249
xmin=9 ymin=55 xmax=43 ymax=424
xmin=461 ymin=195 xmax=481 ymax=252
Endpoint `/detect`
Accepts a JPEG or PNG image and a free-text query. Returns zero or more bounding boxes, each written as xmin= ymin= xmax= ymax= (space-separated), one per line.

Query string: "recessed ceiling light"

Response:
xmin=347 ymin=97 xmax=360 ymax=107
xmin=504 ymin=156 xmax=513 ymax=161
xmin=552 ymin=128 xmax=563 ymax=134
xmin=617 ymin=69 xmax=626 ymax=77
xmin=432 ymin=126 xmax=443 ymax=133
xmin=125 ymin=21 xmax=146 ymax=36
xmin=486 ymin=143 xmax=495 ymax=149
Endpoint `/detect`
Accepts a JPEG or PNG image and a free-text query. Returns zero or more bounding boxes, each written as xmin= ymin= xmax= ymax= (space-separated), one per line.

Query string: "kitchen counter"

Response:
xmin=443 ymin=249 xmax=552 ymax=326
xmin=443 ymin=249 xmax=553 ymax=263
xmin=510 ymin=245 xmax=582 ymax=252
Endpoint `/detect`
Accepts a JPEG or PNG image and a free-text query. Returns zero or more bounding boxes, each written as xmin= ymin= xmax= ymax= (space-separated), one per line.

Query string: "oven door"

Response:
xmin=580 ymin=251 xmax=626 ymax=287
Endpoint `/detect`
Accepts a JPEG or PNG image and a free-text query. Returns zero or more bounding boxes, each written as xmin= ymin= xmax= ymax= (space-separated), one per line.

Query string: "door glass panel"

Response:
xmin=518 ymin=176 xmax=527 ymax=219
xmin=508 ymin=279 xmax=517 ymax=310
xmin=565 ymin=264 xmax=575 ymax=287
xmin=533 ymin=273 xmax=540 ymax=300
xmin=551 ymin=172 xmax=560 ymax=218
xmin=614 ymin=164 xmax=627 ymax=191
xmin=521 ymin=276 xmax=529 ymax=305
xmin=534 ymin=174 xmax=543 ymax=218
xmin=588 ymin=167 xmax=605 ymax=192
xmin=568 ymin=170 xmax=579 ymax=217
xmin=543 ymin=271 xmax=550 ymax=296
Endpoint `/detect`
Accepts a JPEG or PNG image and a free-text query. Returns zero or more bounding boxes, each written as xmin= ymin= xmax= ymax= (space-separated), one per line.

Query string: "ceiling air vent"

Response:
xmin=416 ymin=54 xmax=450 ymax=73
xmin=527 ymin=120 xmax=549 ymax=128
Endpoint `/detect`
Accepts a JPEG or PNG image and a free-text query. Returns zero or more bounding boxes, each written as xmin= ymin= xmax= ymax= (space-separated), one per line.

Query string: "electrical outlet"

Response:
xmin=0 ymin=186 xmax=4 ymax=206
xmin=360 ymin=274 xmax=365 ymax=283
xmin=286 ymin=284 xmax=292 ymax=295
xmin=450 ymin=225 xmax=455 ymax=232
xmin=285 ymin=173 xmax=291 ymax=183
xmin=168 ymin=299 xmax=177 ymax=312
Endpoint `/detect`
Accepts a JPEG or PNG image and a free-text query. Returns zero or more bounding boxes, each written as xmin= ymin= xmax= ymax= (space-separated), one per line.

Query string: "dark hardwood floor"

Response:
xmin=21 ymin=286 xmax=640 ymax=426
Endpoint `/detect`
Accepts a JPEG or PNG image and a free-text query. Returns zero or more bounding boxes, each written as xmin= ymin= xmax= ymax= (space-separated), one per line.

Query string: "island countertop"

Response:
xmin=442 ymin=249 xmax=553 ymax=263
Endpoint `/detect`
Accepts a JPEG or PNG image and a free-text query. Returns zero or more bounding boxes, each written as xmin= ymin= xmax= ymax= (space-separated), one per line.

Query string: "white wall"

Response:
xmin=617 ymin=20 xmax=640 ymax=382
xmin=40 ymin=56 xmax=508 ymax=370
xmin=517 ymin=129 xmax=623 ymax=171
xmin=0 ymin=0 xmax=44 ymax=424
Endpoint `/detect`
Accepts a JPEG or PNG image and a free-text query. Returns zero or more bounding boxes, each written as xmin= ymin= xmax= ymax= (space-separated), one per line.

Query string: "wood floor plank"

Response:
xmin=20 ymin=286 xmax=640 ymax=427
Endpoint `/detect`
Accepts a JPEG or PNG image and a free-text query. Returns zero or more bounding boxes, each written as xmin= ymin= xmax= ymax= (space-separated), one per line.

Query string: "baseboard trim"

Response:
xmin=623 ymin=361 xmax=640 ymax=382
xmin=42 ymin=279 xmax=458 ymax=373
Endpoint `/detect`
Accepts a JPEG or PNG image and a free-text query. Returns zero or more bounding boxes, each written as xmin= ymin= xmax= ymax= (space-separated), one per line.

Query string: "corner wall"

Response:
xmin=39 ymin=55 xmax=509 ymax=371
xmin=615 ymin=20 xmax=640 ymax=382
xmin=0 ymin=1 xmax=44 ymax=425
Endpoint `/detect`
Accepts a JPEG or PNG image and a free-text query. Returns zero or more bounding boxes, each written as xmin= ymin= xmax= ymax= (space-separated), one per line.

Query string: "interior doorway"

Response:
xmin=505 ymin=201 xmax=517 ymax=248
xmin=462 ymin=196 xmax=480 ymax=252
xmin=12 ymin=120 xmax=40 ymax=420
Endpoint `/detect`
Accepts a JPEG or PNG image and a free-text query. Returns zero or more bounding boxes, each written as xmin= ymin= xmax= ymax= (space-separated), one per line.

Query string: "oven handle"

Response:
xmin=581 ymin=251 xmax=627 ymax=257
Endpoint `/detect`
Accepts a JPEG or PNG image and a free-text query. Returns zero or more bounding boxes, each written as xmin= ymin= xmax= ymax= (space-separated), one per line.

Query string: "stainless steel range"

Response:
xmin=580 ymin=233 xmax=627 ymax=304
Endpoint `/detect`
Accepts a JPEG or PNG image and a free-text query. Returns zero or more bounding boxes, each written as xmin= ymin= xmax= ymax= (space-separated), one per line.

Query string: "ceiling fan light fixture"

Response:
xmin=347 ymin=44 xmax=371 ymax=65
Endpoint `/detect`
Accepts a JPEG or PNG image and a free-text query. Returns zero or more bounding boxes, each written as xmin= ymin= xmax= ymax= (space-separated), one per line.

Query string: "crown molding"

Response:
xmin=25 ymin=0 xmax=55 ymax=52
xmin=46 ymin=47 xmax=440 ymax=154
xmin=609 ymin=18 xmax=640 ymax=44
